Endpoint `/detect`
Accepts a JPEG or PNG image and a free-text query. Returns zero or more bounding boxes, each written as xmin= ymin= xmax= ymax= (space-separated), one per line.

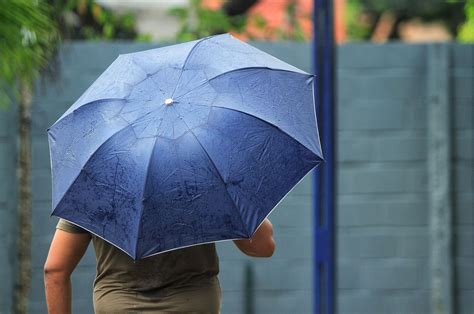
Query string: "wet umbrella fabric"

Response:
xmin=48 ymin=34 xmax=323 ymax=260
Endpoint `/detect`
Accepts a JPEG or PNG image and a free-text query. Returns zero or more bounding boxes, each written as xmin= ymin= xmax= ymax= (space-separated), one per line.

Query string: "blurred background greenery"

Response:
xmin=2 ymin=0 xmax=474 ymax=91
xmin=2 ymin=0 xmax=473 ymax=104
xmin=165 ymin=0 xmax=473 ymax=42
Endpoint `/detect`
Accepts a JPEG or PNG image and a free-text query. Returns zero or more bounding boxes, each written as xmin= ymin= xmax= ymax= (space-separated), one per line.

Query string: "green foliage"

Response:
xmin=345 ymin=0 xmax=468 ymax=40
xmin=458 ymin=0 xmax=474 ymax=41
xmin=279 ymin=0 xmax=308 ymax=41
xmin=48 ymin=0 xmax=140 ymax=40
xmin=169 ymin=0 xmax=308 ymax=42
xmin=346 ymin=0 xmax=372 ymax=40
xmin=0 ymin=0 xmax=145 ymax=108
xmin=361 ymin=0 xmax=450 ymax=16
xmin=169 ymin=0 xmax=245 ymax=41
xmin=136 ymin=33 xmax=154 ymax=42
xmin=168 ymin=0 xmax=236 ymax=41
xmin=253 ymin=14 xmax=268 ymax=30
xmin=0 ymin=0 xmax=59 ymax=107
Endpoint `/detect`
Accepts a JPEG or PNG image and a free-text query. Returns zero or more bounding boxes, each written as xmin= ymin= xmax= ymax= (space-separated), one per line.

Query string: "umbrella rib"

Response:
xmin=52 ymin=121 xmax=136 ymax=213
xmin=134 ymin=129 xmax=161 ymax=258
xmin=48 ymin=98 xmax=126 ymax=131
xmin=170 ymin=106 xmax=251 ymax=238
xmin=171 ymin=35 xmax=213 ymax=98
xmin=210 ymin=104 xmax=321 ymax=157
xmin=209 ymin=66 xmax=312 ymax=82
xmin=126 ymin=56 xmax=169 ymax=99
xmin=174 ymin=67 xmax=314 ymax=100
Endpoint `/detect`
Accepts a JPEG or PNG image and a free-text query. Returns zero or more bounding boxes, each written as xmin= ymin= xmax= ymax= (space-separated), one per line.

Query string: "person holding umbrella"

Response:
xmin=44 ymin=218 xmax=275 ymax=313
xmin=44 ymin=34 xmax=322 ymax=313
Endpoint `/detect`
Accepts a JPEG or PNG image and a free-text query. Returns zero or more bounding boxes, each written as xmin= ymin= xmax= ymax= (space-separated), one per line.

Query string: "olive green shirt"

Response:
xmin=57 ymin=219 xmax=221 ymax=313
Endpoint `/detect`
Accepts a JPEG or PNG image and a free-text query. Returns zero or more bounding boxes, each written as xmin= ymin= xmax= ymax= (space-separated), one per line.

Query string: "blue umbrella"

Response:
xmin=48 ymin=34 xmax=323 ymax=260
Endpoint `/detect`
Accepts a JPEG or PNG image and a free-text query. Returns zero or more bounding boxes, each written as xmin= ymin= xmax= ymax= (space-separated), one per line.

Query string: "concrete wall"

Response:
xmin=0 ymin=102 xmax=18 ymax=314
xmin=337 ymin=44 xmax=434 ymax=314
xmin=451 ymin=45 xmax=474 ymax=314
xmin=336 ymin=44 xmax=473 ymax=314
xmin=0 ymin=42 xmax=472 ymax=314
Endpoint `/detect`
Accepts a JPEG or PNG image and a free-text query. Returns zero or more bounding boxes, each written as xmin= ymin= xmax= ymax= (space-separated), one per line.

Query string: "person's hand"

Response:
xmin=233 ymin=218 xmax=275 ymax=257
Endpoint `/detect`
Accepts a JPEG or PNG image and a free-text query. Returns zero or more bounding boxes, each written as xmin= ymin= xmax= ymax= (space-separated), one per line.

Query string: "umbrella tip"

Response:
xmin=164 ymin=98 xmax=174 ymax=106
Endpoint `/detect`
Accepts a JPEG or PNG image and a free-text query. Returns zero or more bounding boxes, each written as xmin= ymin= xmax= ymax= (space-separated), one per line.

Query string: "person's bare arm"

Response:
xmin=234 ymin=218 xmax=275 ymax=257
xmin=44 ymin=229 xmax=91 ymax=314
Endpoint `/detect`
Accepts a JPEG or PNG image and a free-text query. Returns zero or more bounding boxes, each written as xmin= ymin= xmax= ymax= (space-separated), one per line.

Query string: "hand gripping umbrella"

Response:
xmin=48 ymin=34 xmax=323 ymax=260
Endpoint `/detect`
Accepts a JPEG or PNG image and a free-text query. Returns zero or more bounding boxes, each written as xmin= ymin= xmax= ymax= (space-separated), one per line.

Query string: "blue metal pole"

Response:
xmin=312 ymin=0 xmax=335 ymax=313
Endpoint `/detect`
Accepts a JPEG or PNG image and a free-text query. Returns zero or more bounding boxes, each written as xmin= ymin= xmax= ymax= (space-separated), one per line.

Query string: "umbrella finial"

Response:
xmin=164 ymin=98 xmax=174 ymax=106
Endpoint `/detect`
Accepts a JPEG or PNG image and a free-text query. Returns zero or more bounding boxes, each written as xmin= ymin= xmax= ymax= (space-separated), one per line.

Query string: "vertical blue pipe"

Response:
xmin=312 ymin=0 xmax=335 ymax=313
xmin=312 ymin=1 xmax=323 ymax=311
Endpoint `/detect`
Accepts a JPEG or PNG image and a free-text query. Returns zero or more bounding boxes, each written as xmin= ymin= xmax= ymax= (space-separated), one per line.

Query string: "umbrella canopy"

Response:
xmin=48 ymin=34 xmax=323 ymax=260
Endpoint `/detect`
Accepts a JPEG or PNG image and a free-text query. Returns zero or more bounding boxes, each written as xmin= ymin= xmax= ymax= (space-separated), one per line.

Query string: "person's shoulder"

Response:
xmin=56 ymin=218 xmax=89 ymax=234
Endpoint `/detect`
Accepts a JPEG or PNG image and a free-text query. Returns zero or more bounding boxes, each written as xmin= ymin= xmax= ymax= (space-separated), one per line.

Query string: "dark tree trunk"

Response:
xmin=14 ymin=78 xmax=33 ymax=314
